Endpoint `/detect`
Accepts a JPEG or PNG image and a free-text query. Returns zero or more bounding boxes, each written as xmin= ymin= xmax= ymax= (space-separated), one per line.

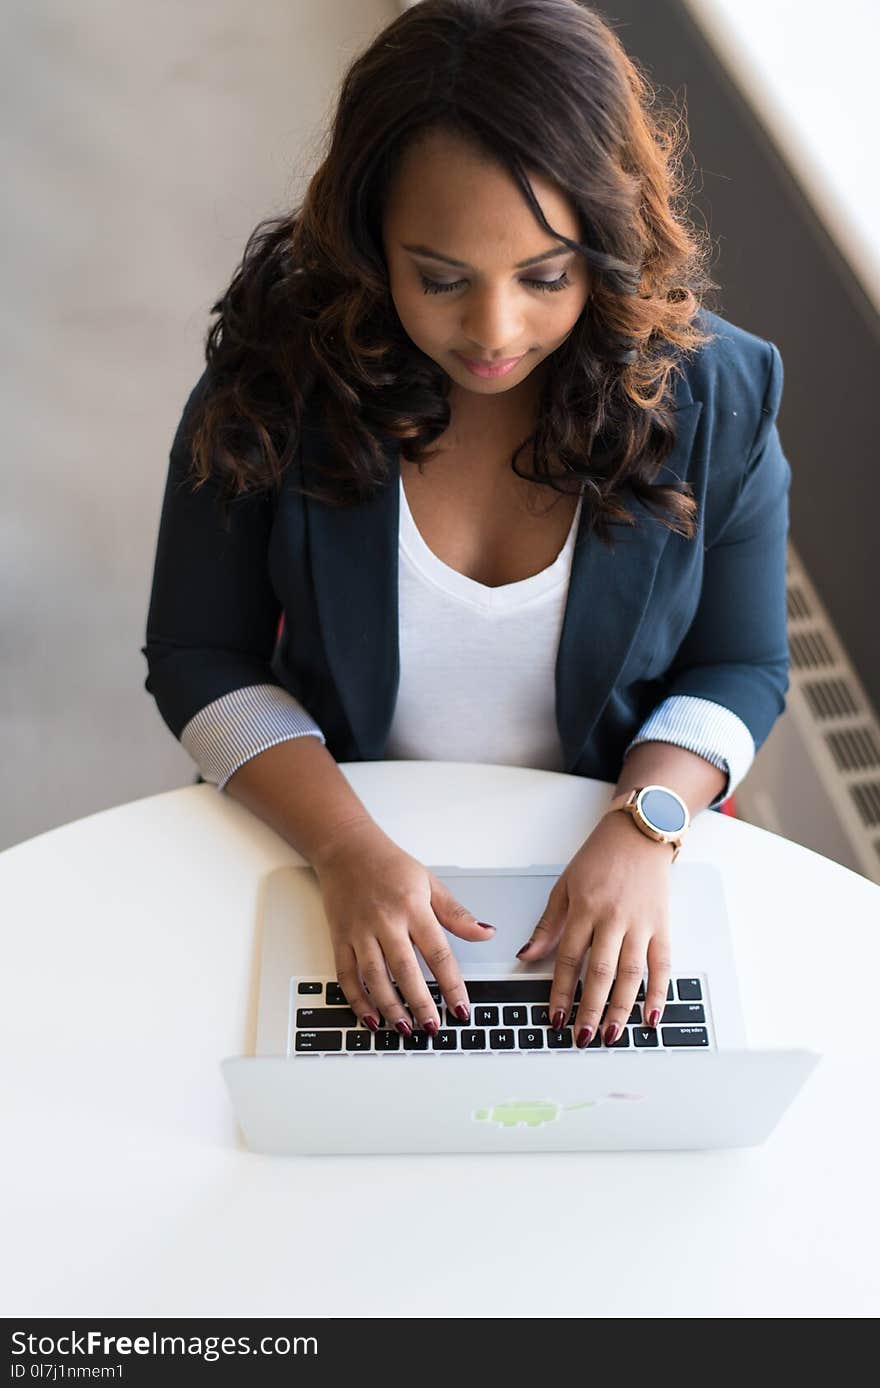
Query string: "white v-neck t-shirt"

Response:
xmin=384 ymin=476 xmax=584 ymax=771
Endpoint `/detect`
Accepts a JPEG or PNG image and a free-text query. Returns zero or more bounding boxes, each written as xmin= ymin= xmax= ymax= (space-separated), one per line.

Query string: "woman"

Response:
xmin=142 ymin=0 xmax=790 ymax=1051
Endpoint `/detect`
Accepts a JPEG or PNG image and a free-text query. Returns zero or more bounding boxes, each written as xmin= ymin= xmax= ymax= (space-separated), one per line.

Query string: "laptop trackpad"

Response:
xmin=430 ymin=867 xmax=562 ymax=967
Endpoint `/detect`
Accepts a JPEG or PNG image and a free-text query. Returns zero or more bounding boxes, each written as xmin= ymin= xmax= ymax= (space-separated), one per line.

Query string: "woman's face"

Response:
xmin=381 ymin=129 xmax=590 ymax=409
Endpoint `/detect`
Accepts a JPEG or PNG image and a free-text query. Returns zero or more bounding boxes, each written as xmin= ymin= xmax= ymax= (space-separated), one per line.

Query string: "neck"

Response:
xmin=444 ymin=364 xmax=548 ymax=452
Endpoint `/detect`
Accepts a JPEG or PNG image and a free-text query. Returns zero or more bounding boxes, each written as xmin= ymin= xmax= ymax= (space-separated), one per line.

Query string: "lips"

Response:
xmin=460 ymin=355 xmax=521 ymax=366
xmin=454 ymin=352 xmax=526 ymax=378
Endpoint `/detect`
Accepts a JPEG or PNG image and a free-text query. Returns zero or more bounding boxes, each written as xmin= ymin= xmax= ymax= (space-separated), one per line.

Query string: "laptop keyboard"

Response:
xmin=290 ymin=975 xmax=711 ymax=1055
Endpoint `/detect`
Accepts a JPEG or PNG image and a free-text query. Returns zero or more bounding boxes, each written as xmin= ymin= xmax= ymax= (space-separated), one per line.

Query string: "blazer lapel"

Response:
xmin=302 ymin=422 xmax=401 ymax=759
xmin=302 ymin=394 xmax=703 ymax=768
xmin=555 ymin=397 xmax=704 ymax=770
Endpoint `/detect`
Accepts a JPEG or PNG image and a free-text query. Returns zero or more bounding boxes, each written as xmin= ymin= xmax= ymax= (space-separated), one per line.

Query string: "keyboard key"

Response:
xmin=475 ymin=1006 xmax=499 ymax=1026
xmin=503 ymin=1005 xmax=529 ymax=1025
xmin=533 ymin=1005 xmax=577 ymax=1027
xmin=461 ymin=1029 xmax=486 ymax=1050
xmin=403 ymin=1030 xmax=430 ymax=1050
xmin=445 ymin=1009 xmax=470 ymax=1027
xmin=325 ymin=983 xmax=347 ymax=1004
xmin=547 ymin=1028 xmax=573 ymax=1049
xmin=297 ymin=1006 xmax=358 ymax=1028
xmin=346 ymin=1030 xmax=372 ymax=1051
xmin=375 ymin=1029 xmax=401 ymax=1051
xmin=428 ymin=982 xmax=442 ymax=1003
xmin=598 ymin=1004 xmax=641 ymax=1025
xmin=677 ymin=978 xmax=703 ymax=1001
xmin=462 ymin=980 xmax=554 ymax=1003
xmin=295 ymin=1030 xmax=341 ymax=1052
xmin=518 ymin=1028 xmax=544 ymax=1049
xmin=603 ymin=1028 xmax=630 ymax=1048
xmin=661 ymin=1026 xmax=709 ymax=1047
xmin=374 ymin=1009 xmax=415 ymax=1030
xmin=633 ymin=1027 xmax=659 ymax=1048
xmin=607 ymin=1004 xmax=643 ymax=1025
xmin=489 ymin=1029 xmax=515 ymax=1049
xmin=636 ymin=981 xmax=674 ymax=1002
xmin=432 ymin=1030 xmax=458 ymax=1050
xmin=660 ymin=1003 xmax=705 ymax=1024
xmin=297 ymin=981 xmax=322 ymax=994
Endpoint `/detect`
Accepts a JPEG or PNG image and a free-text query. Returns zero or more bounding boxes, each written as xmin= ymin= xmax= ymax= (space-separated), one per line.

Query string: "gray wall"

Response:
xmin=1 ymin=0 xmax=394 ymax=852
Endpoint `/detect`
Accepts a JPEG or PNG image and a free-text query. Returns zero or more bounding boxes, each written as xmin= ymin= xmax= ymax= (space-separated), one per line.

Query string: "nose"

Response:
xmin=460 ymin=286 xmax=526 ymax=355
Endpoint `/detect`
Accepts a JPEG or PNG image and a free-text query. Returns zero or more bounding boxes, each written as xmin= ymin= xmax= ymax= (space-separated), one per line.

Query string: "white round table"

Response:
xmin=2 ymin=762 xmax=877 ymax=1317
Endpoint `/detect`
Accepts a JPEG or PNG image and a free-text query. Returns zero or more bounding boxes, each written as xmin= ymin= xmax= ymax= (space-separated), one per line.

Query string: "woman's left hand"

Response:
xmin=515 ymin=809 xmax=674 ymax=1047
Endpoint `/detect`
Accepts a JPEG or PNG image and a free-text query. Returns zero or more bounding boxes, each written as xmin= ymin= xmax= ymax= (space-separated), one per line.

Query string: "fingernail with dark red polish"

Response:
xmin=576 ymin=1025 xmax=593 ymax=1048
xmin=648 ymin=1009 xmax=661 ymax=1028
xmin=424 ymin=1019 xmax=439 ymax=1036
xmin=477 ymin=921 xmax=495 ymax=930
xmin=516 ymin=943 xmax=532 ymax=958
xmin=604 ymin=1024 xmax=620 ymax=1046
xmin=551 ymin=1009 xmax=565 ymax=1031
xmin=455 ymin=1003 xmax=470 ymax=1022
xmin=396 ymin=1019 xmax=412 ymax=1036
xmin=363 ymin=1015 xmax=379 ymax=1032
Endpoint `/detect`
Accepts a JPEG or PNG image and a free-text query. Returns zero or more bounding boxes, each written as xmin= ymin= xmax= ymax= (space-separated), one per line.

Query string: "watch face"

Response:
xmin=638 ymin=788 xmax=687 ymax=834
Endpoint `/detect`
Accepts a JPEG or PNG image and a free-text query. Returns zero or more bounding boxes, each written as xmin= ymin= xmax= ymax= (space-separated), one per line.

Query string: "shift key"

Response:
xmin=297 ymin=1006 xmax=359 ymax=1028
xmin=661 ymin=1003 xmax=705 ymax=1024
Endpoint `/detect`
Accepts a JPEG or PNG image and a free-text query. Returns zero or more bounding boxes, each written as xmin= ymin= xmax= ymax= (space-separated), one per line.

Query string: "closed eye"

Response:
xmin=419 ymin=272 xmax=571 ymax=296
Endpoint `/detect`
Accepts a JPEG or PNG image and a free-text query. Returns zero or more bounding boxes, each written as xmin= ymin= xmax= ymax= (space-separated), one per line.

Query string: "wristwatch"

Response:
xmin=603 ymin=784 xmax=691 ymax=863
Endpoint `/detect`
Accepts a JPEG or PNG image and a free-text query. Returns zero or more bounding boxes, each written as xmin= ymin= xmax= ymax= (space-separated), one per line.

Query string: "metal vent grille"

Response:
xmin=789 ymin=629 xmax=835 ymax=669
xmin=825 ymin=727 xmax=880 ymax=774
xmin=851 ymin=782 xmax=880 ymax=829
xmin=786 ymin=586 xmax=812 ymax=622
xmin=801 ymin=678 xmax=859 ymax=720
xmin=777 ymin=541 xmax=880 ymax=881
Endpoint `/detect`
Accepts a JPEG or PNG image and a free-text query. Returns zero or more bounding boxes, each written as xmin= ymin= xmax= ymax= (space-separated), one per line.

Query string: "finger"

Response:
xmin=384 ymin=934 xmax=444 ymax=1036
xmin=335 ymin=945 xmax=382 ymax=1032
xmin=644 ymin=929 xmax=672 ymax=1030
xmin=573 ymin=923 xmax=624 ymax=1048
xmin=410 ymin=917 xmax=473 ymax=1027
xmin=430 ymin=879 xmax=497 ymax=942
xmin=601 ymin=942 xmax=646 ymax=1042
xmin=358 ymin=942 xmax=419 ymax=1036
xmin=547 ymin=921 xmax=594 ymax=1033
xmin=515 ymin=884 xmax=567 ymax=961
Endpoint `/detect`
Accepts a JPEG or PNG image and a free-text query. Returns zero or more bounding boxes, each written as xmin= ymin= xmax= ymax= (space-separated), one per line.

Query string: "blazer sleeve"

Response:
xmin=141 ymin=370 xmax=325 ymax=787
xmin=658 ymin=340 xmax=792 ymax=756
xmin=624 ymin=692 xmax=756 ymax=809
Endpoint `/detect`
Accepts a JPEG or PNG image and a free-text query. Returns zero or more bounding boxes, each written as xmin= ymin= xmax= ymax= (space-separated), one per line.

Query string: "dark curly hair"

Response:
xmin=184 ymin=0 xmax=720 ymax=548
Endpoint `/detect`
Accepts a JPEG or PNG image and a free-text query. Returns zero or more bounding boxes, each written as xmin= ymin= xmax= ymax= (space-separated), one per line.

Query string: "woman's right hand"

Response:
xmin=310 ymin=818 xmax=496 ymax=1036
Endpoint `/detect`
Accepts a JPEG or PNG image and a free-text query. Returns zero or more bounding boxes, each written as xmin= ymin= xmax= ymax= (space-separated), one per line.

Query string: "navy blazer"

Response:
xmin=142 ymin=307 xmax=791 ymax=789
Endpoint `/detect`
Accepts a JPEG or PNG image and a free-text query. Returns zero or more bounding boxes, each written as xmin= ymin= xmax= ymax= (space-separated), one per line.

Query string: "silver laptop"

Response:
xmin=221 ymin=861 xmax=820 ymax=1155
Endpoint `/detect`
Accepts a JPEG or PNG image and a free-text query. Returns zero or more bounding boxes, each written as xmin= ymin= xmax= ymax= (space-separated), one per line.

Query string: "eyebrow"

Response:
xmin=400 ymin=241 xmax=576 ymax=270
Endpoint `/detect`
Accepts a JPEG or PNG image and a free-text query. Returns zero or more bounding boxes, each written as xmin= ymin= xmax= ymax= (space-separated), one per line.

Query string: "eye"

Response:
xmin=419 ymin=272 xmax=571 ymax=296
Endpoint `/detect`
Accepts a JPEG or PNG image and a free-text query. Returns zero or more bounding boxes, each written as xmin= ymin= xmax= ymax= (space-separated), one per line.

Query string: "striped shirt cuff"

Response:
xmin=623 ymin=695 xmax=756 ymax=810
xmin=180 ymin=684 xmax=326 ymax=791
